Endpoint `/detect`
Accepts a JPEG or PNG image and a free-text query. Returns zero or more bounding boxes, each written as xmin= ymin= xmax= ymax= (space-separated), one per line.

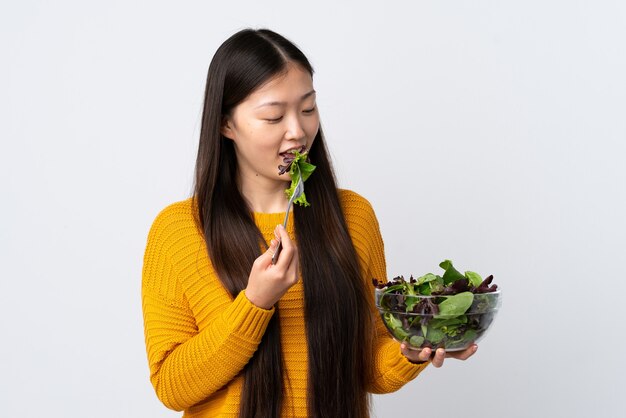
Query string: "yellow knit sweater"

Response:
xmin=141 ymin=189 xmax=428 ymax=417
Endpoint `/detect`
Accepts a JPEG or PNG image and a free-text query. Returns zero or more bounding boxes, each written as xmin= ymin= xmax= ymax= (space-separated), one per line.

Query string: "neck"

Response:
xmin=238 ymin=171 xmax=290 ymax=213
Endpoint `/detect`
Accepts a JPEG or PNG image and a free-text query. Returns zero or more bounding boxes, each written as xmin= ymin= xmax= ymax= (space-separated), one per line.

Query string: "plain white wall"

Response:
xmin=2 ymin=1 xmax=625 ymax=417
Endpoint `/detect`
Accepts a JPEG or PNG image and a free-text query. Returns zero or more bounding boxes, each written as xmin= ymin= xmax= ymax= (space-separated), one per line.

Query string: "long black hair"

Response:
xmin=192 ymin=28 xmax=373 ymax=418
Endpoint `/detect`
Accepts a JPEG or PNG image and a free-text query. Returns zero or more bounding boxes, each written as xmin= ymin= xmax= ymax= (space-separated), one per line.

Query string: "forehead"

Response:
xmin=245 ymin=63 xmax=314 ymax=104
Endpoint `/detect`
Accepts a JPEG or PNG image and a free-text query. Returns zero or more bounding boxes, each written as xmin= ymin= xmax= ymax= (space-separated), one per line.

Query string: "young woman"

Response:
xmin=141 ymin=28 xmax=477 ymax=418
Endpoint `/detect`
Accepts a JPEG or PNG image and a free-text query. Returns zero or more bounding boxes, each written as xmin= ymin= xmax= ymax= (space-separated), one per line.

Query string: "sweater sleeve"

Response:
xmin=344 ymin=192 xmax=430 ymax=394
xmin=141 ymin=207 xmax=275 ymax=411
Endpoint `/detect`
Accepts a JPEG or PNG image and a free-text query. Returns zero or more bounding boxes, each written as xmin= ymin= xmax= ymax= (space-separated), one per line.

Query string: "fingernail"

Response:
xmin=473 ymin=345 xmax=478 ymax=353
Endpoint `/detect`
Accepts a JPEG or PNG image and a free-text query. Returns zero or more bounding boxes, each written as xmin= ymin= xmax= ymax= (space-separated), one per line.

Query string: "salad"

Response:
xmin=278 ymin=146 xmax=316 ymax=206
xmin=373 ymin=260 xmax=500 ymax=351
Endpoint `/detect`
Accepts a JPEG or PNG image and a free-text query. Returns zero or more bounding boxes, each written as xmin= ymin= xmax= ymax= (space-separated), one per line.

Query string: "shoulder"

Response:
xmin=148 ymin=197 xmax=196 ymax=230
xmin=150 ymin=197 xmax=196 ymax=222
xmin=337 ymin=188 xmax=381 ymax=240
xmin=143 ymin=197 xmax=204 ymax=300
xmin=145 ymin=197 xmax=203 ymax=255
xmin=337 ymin=189 xmax=386 ymax=277
xmin=338 ymin=188 xmax=374 ymax=211
xmin=338 ymin=188 xmax=378 ymax=223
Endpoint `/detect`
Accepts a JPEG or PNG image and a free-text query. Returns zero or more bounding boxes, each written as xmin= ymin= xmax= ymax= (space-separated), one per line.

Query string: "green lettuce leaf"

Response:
xmin=439 ymin=259 xmax=466 ymax=285
xmin=465 ymin=270 xmax=483 ymax=287
xmin=285 ymin=150 xmax=316 ymax=207
xmin=434 ymin=291 xmax=474 ymax=318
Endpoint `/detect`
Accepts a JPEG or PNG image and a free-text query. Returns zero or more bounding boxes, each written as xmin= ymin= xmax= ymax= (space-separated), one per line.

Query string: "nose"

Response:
xmin=284 ymin=113 xmax=306 ymax=142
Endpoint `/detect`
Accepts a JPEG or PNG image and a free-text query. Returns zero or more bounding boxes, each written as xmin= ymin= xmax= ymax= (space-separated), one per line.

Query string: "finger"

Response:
xmin=274 ymin=225 xmax=296 ymax=266
xmin=400 ymin=343 xmax=431 ymax=363
xmin=432 ymin=348 xmax=446 ymax=368
xmin=399 ymin=343 xmax=417 ymax=361
xmin=274 ymin=226 xmax=281 ymax=241
xmin=281 ymin=228 xmax=299 ymax=270
xmin=447 ymin=344 xmax=477 ymax=361
xmin=285 ymin=247 xmax=299 ymax=277
xmin=416 ymin=347 xmax=432 ymax=362
xmin=271 ymin=225 xmax=283 ymax=254
xmin=275 ymin=224 xmax=292 ymax=245
xmin=265 ymin=239 xmax=278 ymax=254
xmin=268 ymin=239 xmax=278 ymax=255
xmin=256 ymin=239 xmax=279 ymax=268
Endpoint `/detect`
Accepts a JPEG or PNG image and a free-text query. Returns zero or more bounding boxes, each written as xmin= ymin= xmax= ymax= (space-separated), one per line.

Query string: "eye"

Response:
xmin=264 ymin=106 xmax=316 ymax=123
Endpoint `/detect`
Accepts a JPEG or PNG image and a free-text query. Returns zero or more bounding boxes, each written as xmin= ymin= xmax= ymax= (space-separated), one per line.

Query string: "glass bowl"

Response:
xmin=375 ymin=288 xmax=501 ymax=351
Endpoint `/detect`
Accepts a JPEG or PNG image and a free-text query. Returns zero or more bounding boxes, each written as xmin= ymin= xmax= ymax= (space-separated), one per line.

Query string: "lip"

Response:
xmin=278 ymin=144 xmax=307 ymax=175
xmin=279 ymin=144 xmax=307 ymax=157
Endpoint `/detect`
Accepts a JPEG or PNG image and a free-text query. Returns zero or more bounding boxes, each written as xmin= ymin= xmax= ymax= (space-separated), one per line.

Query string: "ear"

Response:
xmin=220 ymin=115 xmax=236 ymax=141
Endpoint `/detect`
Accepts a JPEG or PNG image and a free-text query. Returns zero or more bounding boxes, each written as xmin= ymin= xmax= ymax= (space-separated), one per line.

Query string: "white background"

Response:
xmin=2 ymin=1 xmax=625 ymax=417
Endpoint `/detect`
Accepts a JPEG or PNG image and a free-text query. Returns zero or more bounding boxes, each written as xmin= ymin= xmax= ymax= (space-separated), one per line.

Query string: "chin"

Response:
xmin=276 ymin=172 xmax=291 ymax=182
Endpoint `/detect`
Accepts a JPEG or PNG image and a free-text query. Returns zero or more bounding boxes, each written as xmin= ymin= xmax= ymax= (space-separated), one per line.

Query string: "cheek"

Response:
xmin=304 ymin=115 xmax=320 ymax=137
xmin=242 ymin=123 xmax=280 ymax=149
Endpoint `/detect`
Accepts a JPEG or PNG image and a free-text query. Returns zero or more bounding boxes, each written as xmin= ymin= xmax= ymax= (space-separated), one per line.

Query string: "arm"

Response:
xmin=349 ymin=195 xmax=430 ymax=394
xmin=365 ymin=270 xmax=430 ymax=394
xmin=141 ymin=212 xmax=275 ymax=411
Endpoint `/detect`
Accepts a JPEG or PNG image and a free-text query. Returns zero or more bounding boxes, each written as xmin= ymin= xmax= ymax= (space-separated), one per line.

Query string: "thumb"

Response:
xmin=261 ymin=239 xmax=279 ymax=263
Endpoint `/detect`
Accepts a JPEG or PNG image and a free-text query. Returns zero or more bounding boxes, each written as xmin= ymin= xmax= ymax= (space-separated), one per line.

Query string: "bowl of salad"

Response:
xmin=373 ymin=260 xmax=501 ymax=352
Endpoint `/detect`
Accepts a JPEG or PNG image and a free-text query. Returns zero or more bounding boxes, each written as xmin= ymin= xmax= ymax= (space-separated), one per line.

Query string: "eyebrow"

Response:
xmin=255 ymin=90 xmax=316 ymax=109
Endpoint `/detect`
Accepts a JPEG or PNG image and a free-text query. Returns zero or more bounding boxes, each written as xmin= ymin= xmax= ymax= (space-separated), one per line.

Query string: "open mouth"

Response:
xmin=278 ymin=145 xmax=307 ymax=175
xmin=279 ymin=144 xmax=307 ymax=159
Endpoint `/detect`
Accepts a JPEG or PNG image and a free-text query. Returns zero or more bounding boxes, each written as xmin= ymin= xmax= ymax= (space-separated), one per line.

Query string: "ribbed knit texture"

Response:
xmin=142 ymin=189 xmax=429 ymax=417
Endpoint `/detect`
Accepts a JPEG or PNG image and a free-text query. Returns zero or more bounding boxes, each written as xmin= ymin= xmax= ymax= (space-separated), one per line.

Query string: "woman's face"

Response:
xmin=221 ymin=62 xmax=320 ymax=185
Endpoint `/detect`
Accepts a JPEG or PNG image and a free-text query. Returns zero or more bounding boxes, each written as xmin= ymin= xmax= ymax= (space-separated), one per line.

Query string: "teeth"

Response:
xmin=280 ymin=145 xmax=306 ymax=155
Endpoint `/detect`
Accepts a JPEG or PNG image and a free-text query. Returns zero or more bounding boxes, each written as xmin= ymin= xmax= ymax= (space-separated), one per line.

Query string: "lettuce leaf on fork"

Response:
xmin=283 ymin=150 xmax=316 ymax=207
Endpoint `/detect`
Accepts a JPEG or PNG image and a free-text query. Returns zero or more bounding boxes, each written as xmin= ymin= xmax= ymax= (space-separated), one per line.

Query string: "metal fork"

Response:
xmin=271 ymin=171 xmax=304 ymax=265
